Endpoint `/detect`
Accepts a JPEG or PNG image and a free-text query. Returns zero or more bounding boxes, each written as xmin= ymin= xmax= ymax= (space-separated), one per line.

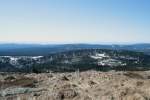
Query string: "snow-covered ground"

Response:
xmin=90 ymin=53 xmax=126 ymax=66
xmin=90 ymin=53 xmax=109 ymax=59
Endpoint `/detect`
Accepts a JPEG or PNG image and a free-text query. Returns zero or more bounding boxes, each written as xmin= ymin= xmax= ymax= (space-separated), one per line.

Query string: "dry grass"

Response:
xmin=0 ymin=76 xmax=37 ymax=89
xmin=1 ymin=71 xmax=150 ymax=100
xmin=123 ymin=72 xmax=145 ymax=79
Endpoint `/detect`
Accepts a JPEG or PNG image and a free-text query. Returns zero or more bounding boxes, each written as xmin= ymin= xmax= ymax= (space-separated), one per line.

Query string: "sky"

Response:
xmin=0 ymin=0 xmax=150 ymax=44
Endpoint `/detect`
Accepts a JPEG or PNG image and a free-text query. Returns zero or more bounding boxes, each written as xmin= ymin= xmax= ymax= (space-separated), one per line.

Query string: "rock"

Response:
xmin=56 ymin=89 xmax=77 ymax=99
xmin=88 ymin=80 xmax=96 ymax=86
xmin=4 ymin=76 xmax=16 ymax=82
xmin=60 ymin=76 xmax=69 ymax=81
xmin=83 ymin=96 xmax=92 ymax=100
xmin=0 ymin=87 xmax=42 ymax=97
xmin=136 ymin=81 xmax=144 ymax=87
xmin=125 ymin=93 xmax=146 ymax=100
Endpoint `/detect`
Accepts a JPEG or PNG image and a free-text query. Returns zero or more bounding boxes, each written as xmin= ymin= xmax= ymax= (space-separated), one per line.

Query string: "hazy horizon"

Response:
xmin=0 ymin=0 xmax=150 ymax=43
xmin=0 ymin=42 xmax=150 ymax=45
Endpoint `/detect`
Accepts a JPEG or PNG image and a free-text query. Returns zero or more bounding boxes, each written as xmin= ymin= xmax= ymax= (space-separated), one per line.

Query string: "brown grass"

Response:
xmin=123 ymin=72 xmax=144 ymax=79
xmin=0 ymin=77 xmax=37 ymax=89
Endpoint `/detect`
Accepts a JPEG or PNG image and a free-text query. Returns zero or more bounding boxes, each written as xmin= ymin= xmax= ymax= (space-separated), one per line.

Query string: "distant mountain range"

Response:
xmin=0 ymin=43 xmax=150 ymax=56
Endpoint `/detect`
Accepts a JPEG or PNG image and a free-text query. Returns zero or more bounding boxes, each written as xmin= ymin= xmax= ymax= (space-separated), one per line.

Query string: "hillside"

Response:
xmin=0 ymin=49 xmax=150 ymax=73
xmin=0 ymin=44 xmax=150 ymax=56
xmin=1 ymin=71 xmax=150 ymax=100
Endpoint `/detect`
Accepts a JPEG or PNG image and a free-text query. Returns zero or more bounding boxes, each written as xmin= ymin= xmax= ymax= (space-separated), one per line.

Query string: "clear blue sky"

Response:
xmin=0 ymin=0 xmax=150 ymax=44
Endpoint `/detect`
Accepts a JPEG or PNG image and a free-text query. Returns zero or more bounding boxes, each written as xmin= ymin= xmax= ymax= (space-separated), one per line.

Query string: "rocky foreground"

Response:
xmin=0 ymin=70 xmax=150 ymax=100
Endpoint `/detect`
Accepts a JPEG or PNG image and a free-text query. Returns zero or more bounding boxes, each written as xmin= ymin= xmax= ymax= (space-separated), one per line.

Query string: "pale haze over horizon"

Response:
xmin=0 ymin=0 xmax=150 ymax=44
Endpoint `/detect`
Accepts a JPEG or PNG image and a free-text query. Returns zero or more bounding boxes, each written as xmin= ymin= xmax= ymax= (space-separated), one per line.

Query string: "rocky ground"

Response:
xmin=0 ymin=70 xmax=150 ymax=100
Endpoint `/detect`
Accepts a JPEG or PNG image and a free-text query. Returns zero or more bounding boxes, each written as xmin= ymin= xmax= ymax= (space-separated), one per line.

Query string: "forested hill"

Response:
xmin=0 ymin=49 xmax=150 ymax=73
xmin=0 ymin=44 xmax=150 ymax=56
